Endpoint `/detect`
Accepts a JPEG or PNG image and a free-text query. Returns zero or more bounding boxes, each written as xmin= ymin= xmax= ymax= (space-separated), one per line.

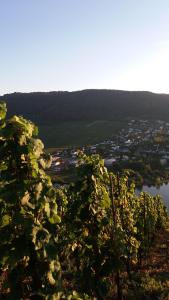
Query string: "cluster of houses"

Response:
xmin=50 ymin=119 xmax=169 ymax=173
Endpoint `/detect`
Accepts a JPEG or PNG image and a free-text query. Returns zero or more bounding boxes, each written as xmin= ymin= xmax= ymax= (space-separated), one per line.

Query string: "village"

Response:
xmin=50 ymin=119 xmax=169 ymax=179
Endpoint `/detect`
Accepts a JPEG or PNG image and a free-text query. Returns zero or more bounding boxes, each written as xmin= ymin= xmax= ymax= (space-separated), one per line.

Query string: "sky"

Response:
xmin=1 ymin=0 xmax=169 ymax=95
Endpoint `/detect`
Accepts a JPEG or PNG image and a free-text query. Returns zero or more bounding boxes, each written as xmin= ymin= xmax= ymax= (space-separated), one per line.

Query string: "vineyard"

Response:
xmin=0 ymin=102 xmax=169 ymax=299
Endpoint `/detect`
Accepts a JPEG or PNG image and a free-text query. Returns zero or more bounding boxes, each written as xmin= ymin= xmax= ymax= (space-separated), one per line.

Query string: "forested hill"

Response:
xmin=2 ymin=89 xmax=169 ymax=124
xmin=2 ymin=89 xmax=169 ymax=146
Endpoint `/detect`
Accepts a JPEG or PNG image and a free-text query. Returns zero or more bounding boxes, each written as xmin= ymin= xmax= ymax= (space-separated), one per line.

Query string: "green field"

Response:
xmin=39 ymin=120 xmax=126 ymax=148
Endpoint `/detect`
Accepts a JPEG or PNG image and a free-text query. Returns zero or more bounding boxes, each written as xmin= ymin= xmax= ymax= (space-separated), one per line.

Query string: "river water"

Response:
xmin=137 ymin=183 xmax=169 ymax=210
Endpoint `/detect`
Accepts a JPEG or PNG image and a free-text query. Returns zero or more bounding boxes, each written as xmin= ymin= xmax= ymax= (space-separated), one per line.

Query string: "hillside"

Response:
xmin=1 ymin=89 xmax=169 ymax=147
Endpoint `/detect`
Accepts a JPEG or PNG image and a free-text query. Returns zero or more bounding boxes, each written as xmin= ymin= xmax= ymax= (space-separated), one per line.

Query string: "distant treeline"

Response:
xmin=2 ymin=89 xmax=169 ymax=125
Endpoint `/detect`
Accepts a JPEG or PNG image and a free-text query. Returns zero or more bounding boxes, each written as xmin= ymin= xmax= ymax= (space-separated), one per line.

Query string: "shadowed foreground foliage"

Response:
xmin=0 ymin=102 xmax=168 ymax=299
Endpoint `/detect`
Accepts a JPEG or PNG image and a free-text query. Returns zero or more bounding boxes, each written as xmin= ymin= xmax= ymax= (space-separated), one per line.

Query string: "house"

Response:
xmin=104 ymin=158 xmax=116 ymax=167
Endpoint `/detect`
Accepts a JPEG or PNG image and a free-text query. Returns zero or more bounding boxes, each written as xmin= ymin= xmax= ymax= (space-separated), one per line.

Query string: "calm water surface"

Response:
xmin=137 ymin=183 xmax=169 ymax=210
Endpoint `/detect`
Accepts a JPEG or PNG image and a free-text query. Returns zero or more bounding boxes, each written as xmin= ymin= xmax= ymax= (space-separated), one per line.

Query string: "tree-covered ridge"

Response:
xmin=3 ymin=90 xmax=169 ymax=123
xmin=4 ymin=89 xmax=169 ymax=147
xmin=0 ymin=103 xmax=168 ymax=299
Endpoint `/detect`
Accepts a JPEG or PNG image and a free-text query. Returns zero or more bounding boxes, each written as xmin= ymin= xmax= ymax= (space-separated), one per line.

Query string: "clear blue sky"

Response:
xmin=1 ymin=0 xmax=169 ymax=95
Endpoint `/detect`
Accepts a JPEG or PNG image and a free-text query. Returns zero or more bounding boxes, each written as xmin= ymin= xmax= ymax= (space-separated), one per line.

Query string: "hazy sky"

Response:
xmin=1 ymin=0 xmax=169 ymax=95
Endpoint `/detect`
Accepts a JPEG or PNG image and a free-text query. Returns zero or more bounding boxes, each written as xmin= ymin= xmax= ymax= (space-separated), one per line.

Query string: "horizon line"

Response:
xmin=1 ymin=88 xmax=169 ymax=97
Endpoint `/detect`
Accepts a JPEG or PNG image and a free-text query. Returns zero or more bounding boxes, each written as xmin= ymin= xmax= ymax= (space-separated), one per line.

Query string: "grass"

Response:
xmin=38 ymin=120 xmax=126 ymax=148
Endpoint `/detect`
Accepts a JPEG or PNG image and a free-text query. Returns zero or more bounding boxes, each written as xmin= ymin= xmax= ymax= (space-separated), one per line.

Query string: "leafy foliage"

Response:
xmin=59 ymin=154 xmax=168 ymax=299
xmin=0 ymin=106 xmax=62 ymax=298
xmin=0 ymin=102 xmax=168 ymax=299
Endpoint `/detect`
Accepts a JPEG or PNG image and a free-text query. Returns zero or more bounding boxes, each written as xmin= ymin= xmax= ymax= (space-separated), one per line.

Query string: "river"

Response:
xmin=137 ymin=183 xmax=169 ymax=210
